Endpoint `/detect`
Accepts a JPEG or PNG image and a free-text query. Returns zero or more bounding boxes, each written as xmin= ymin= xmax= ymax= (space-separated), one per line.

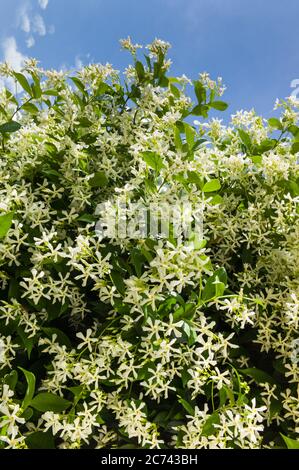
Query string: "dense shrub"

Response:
xmin=0 ymin=38 xmax=298 ymax=449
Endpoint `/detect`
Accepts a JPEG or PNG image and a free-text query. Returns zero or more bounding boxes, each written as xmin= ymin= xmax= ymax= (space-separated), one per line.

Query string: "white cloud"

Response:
xmin=75 ymin=56 xmax=84 ymax=69
xmin=74 ymin=53 xmax=91 ymax=70
xmin=48 ymin=24 xmax=55 ymax=34
xmin=14 ymin=1 xmax=54 ymax=52
xmin=33 ymin=14 xmax=47 ymax=36
xmin=38 ymin=0 xmax=49 ymax=9
xmin=0 ymin=36 xmax=28 ymax=89
xmin=18 ymin=5 xmax=31 ymax=33
xmin=2 ymin=36 xmax=27 ymax=71
xmin=163 ymin=0 xmax=243 ymax=31
xmin=26 ymin=36 xmax=35 ymax=48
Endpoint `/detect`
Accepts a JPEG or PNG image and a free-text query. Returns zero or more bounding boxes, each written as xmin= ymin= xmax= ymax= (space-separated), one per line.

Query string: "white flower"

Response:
xmin=76 ymin=328 xmax=98 ymax=352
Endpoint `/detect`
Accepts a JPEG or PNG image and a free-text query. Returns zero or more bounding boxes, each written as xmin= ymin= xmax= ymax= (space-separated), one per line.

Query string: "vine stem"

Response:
xmin=11 ymin=96 xmax=34 ymax=121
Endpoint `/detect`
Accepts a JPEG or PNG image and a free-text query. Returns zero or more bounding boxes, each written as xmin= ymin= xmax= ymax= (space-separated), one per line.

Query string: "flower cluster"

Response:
xmin=0 ymin=39 xmax=298 ymax=449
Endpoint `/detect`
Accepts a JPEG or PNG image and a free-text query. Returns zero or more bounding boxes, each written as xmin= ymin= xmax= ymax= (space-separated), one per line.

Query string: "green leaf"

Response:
xmin=96 ymin=414 xmax=105 ymax=425
xmin=78 ymin=117 xmax=92 ymax=128
xmin=77 ymin=213 xmax=97 ymax=223
xmin=0 ymin=211 xmax=14 ymax=238
xmin=44 ymin=142 xmax=57 ymax=154
xmin=240 ymin=368 xmax=276 ymax=385
xmin=268 ymin=117 xmax=283 ymax=130
xmin=13 ymin=72 xmax=33 ymax=96
xmin=70 ymin=77 xmax=86 ymax=94
xmin=214 ymin=276 xmax=226 ymax=297
xmin=31 ymin=73 xmax=42 ymax=99
xmin=43 ymin=89 xmax=59 ymax=96
xmin=159 ymin=76 xmax=169 ymax=87
xmin=141 ymin=151 xmax=165 ymax=173
xmin=178 ymin=397 xmax=195 ymax=416
xmin=0 ymin=121 xmax=21 ymax=133
xmin=202 ymin=179 xmax=221 ymax=193
xmin=201 ymin=412 xmax=220 ymax=437
xmin=21 ymin=407 xmax=33 ymax=421
xmin=68 ymin=384 xmax=85 ymax=406
xmin=210 ymin=194 xmax=223 ymax=205
xmin=219 ymin=386 xmax=235 ymax=407
xmin=5 ymin=89 xmax=18 ymax=105
xmin=270 ymin=398 xmax=283 ymax=419
xmin=173 ymin=303 xmax=195 ymax=322
xmin=110 ymin=270 xmax=126 ymax=295
xmin=288 ymin=125 xmax=299 ymax=137
xmin=184 ymin=123 xmax=196 ymax=149
xmin=291 ymin=141 xmax=299 ymax=154
xmin=250 ymin=155 xmax=262 ymax=165
xmin=19 ymin=367 xmax=36 ymax=411
xmin=135 ymin=61 xmax=145 ymax=81
xmin=143 ymin=54 xmax=152 ymax=71
xmin=192 ymin=138 xmax=206 ymax=151
xmin=170 ymin=84 xmax=180 ymax=98
xmin=238 ymin=129 xmax=252 ymax=149
xmin=16 ymin=326 xmax=36 ymax=358
xmin=202 ymin=268 xmax=227 ymax=302
xmin=191 ymin=104 xmax=209 ymax=117
xmin=8 ymin=278 xmax=19 ymax=300
xmin=218 ymin=387 xmax=228 ymax=407
xmin=186 ymin=170 xmax=203 ymax=188
xmin=273 ymin=358 xmax=287 ymax=374
xmin=194 ymin=80 xmax=206 ymax=104
xmin=41 ymin=169 xmax=61 ymax=179
xmin=189 ymin=232 xmax=207 ymax=250
xmin=30 ymin=392 xmax=72 ymax=412
xmin=256 ymin=138 xmax=276 ymax=153
xmin=4 ymin=370 xmax=18 ymax=391
xmin=281 ymin=434 xmax=299 ymax=449
xmin=181 ymin=367 xmax=191 ymax=387
xmin=217 ymin=267 xmax=228 ymax=284
xmin=0 ymin=103 xmax=8 ymax=116
xmin=182 ymin=321 xmax=198 ymax=345
xmin=89 ymin=171 xmax=108 ymax=188
xmin=210 ymin=101 xmax=228 ymax=111
xmin=131 ymin=248 xmax=144 ymax=277
xmin=22 ymin=102 xmax=39 ymax=115
xmin=42 ymin=327 xmax=72 ymax=348
xmin=25 ymin=431 xmax=55 ymax=449
xmin=174 ymin=125 xmax=183 ymax=150
xmin=96 ymin=82 xmax=113 ymax=95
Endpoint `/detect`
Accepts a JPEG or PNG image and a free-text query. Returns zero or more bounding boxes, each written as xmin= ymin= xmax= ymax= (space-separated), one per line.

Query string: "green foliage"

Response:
xmin=0 ymin=212 xmax=14 ymax=238
xmin=141 ymin=151 xmax=165 ymax=173
xmin=202 ymin=179 xmax=221 ymax=193
xmin=25 ymin=431 xmax=55 ymax=449
xmin=281 ymin=434 xmax=299 ymax=449
xmin=0 ymin=37 xmax=298 ymax=450
xmin=0 ymin=121 xmax=21 ymax=133
xmin=13 ymin=72 xmax=33 ymax=96
xmin=19 ymin=367 xmax=36 ymax=410
xmin=201 ymin=268 xmax=227 ymax=302
xmin=209 ymin=101 xmax=228 ymax=111
xmin=268 ymin=117 xmax=283 ymax=130
xmin=89 ymin=171 xmax=108 ymax=188
xmin=30 ymin=393 xmax=72 ymax=412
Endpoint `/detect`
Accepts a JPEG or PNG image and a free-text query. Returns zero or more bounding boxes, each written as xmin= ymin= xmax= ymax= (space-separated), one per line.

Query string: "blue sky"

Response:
xmin=0 ymin=0 xmax=299 ymax=119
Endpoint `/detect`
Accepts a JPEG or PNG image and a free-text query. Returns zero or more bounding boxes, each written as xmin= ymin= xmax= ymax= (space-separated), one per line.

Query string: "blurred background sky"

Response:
xmin=0 ymin=0 xmax=298 ymax=120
